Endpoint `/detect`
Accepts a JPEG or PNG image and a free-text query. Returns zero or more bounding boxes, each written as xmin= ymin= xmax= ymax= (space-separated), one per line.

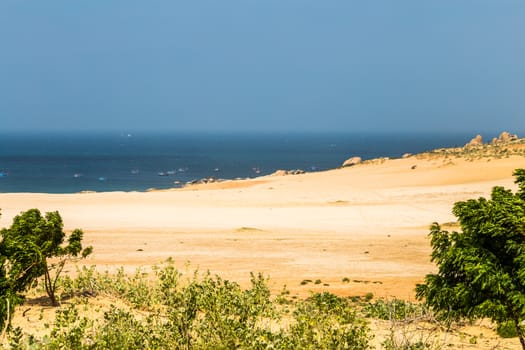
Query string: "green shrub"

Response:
xmin=283 ymin=292 xmax=370 ymax=349
xmin=6 ymin=262 xmax=372 ymax=349
xmin=497 ymin=321 xmax=519 ymax=338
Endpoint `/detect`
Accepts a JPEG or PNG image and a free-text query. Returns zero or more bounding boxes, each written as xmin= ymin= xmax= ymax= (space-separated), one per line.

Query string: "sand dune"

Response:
xmin=0 ymin=153 xmax=523 ymax=298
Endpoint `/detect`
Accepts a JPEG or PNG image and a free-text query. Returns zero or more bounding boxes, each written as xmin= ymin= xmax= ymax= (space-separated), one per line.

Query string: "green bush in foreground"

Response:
xmin=9 ymin=261 xmax=371 ymax=349
xmin=417 ymin=169 xmax=525 ymax=349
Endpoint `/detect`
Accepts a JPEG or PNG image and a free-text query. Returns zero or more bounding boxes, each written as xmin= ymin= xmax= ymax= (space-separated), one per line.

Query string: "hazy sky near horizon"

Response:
xmin=1 ymin=1 xmax=524 ymax=134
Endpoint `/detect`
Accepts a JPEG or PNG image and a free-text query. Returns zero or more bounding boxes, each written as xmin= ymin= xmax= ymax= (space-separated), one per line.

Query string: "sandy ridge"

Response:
xmin=0 ymin=151 xmax=524 ymax=298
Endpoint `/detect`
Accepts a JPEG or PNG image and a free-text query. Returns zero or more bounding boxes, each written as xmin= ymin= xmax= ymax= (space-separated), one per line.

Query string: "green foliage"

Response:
xmin=1 ymin=209 xmax=92 ymax=307
xmin=0 ymin=209 xmax=91 ymax=333
xmin=416 ymin=169 xmax=525 ymax=348
xmin=497 ymin=320 xmax=519 ymax=338
xmin=1 ymin=210 xmax=31 ymax=333
xmin=93 ymin=306 xmax=158 ymax=349
xmin=7 ymin=326 xmax=26 ymax=350
xmin=283 ymin=292 xmax=370 ymax=349
xmin=7 ymin=262 xmax=371 ymax=349
xmin=44 ymin=304 xmax=92 ymax=349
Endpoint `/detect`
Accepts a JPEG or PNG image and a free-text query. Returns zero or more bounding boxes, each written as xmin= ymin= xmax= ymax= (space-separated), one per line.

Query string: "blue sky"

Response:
xmin=1 ymin=1 xmax=524 ymax=133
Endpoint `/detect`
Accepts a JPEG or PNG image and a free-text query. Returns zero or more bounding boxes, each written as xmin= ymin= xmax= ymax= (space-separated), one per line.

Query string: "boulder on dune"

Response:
xmin=490 ymin=131 xmax=519 ymax=145
xmin=465 ymin=135 xmax=483 ymax=148
xmin=342 ymin=156 xmax=362 ymax=167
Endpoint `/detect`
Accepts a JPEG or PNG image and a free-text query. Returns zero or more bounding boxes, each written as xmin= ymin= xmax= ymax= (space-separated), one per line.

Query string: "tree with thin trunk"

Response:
xmin=1 ymin=209 xmax=92 ymax=307
xmin=416 ymin=169 xmax=525 ymax=349
xmin=1 ymin=210 xmax=42 ymax=333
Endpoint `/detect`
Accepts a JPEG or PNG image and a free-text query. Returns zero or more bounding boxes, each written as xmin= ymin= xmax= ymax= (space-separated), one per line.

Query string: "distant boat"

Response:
xmin=0 ymin=171 xmax=8 ymax=177
xmin=98 ymin=177 xmax=106 ymax=181
xmin=130 ymin=169 xmax=140 ymax=175
xmin=73 ymin=173 xmax=82 ymax=178
xmin=158 ymin=170 xmax=176 ymax=176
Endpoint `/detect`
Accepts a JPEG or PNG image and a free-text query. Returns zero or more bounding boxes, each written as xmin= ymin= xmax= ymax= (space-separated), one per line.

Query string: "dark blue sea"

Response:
xmin=0 ymin=132 xmax=475 ymax=193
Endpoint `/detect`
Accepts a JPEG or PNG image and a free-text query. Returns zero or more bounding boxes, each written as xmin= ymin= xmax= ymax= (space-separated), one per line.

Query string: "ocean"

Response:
xmin=0 ymin=132 xmax=474 ymax=193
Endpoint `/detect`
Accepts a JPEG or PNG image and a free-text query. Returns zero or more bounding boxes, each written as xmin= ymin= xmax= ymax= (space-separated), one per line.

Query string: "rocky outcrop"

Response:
xmin=271 ymin=169 xmax=305 ymax=176
xmin=186 ymin=177 xmax=223 ymax=185
xmin=465 ymin=131 xmax=519 ymax=148
xmin=465 ymin=135 xmax=483 ymax=148
xmin=491 ymin=131 xmax=519 ymax=145
xmin=342 ymin=156 xmax=362 ymax=167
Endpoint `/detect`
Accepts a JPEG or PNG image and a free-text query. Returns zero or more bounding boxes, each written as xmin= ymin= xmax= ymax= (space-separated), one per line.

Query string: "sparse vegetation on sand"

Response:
xmin=356 ymin=134 xmax=525 ymax=167
xmin=416 ymin=137 xmax=525 ymax=161
xmin=1 ymin=262 xmax=521 ymax=349
xmin=4 ymin=262 xmax=371 ymax=349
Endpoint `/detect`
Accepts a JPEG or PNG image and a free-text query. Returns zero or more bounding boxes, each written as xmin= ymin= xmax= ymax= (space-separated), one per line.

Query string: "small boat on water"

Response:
xmin=0 ymin=171 xmax=8 ymax=177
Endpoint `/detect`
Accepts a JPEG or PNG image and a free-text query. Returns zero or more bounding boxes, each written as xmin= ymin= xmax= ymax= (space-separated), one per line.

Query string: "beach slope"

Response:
xmin=1 ymin=146 xmax=523 ymax=298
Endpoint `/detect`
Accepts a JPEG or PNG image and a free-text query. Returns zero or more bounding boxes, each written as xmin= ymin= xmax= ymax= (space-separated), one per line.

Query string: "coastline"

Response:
xmin=1 ymin=143 xmax=524 ymax=298
xmin=0 ymin=131 xmax=483 ymax=194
